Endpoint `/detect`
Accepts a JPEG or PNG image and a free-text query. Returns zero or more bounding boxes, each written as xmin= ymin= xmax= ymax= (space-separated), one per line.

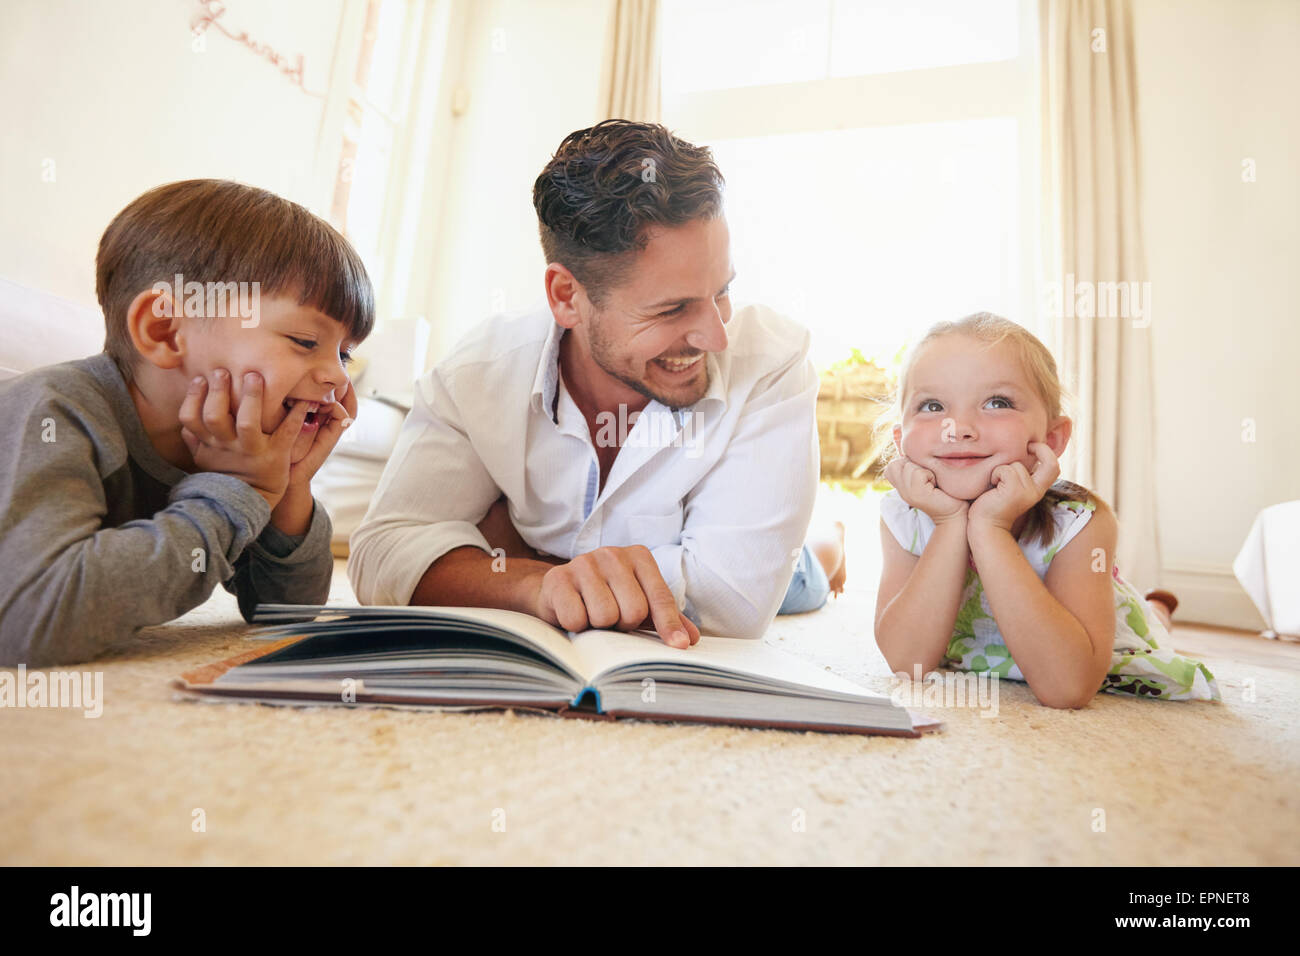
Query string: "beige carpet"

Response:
xmin=4 ymin=496 xmax=1299 ymax=865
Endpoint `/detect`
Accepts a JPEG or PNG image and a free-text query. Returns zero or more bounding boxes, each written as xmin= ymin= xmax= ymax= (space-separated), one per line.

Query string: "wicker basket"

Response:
xmin=816 ymin=358 xmax=895 ymax=486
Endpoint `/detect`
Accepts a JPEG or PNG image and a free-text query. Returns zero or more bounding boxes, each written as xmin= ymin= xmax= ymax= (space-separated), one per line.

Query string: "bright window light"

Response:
xmin=829 ymin=0 xmax=1020 ymax=78
xmin=664 ymin=0 xmax=1021 ymax=95
xmin=662 ymin=0 xmax=832 ymax=94
xmin=713 ymin=117 xmax=1022 ymax=371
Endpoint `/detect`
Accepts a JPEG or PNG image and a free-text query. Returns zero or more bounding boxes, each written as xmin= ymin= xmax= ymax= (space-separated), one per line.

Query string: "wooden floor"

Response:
xmin=1172 ymin=623 xmax=1300 ymax=670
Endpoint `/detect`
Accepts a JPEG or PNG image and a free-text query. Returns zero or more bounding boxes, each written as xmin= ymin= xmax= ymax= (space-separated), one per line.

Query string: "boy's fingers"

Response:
xmin=300 ymin=403 xmax=350 ymax=465
xmin=202 ymin=369 xmax=238 ymax=443
xmin=271 ymin=397 xmax=311 ymax=446
xmin=338 ymin=378 xmax=358 ymax=419
xmin=322 ymin=399 xmax=352 ymax=432
xmin=235 ymin=372 xmax=264 ymax=441
xmin=181 ymin=376 xmax=214 ymax=444
xmin=180 ymin=426 xmax=199 ymax=457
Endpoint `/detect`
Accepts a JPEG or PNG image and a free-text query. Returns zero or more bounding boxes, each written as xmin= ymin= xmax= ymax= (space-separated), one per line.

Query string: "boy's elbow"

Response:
xmin=0 ymin=631 xmax=41 ymax=668
xmin=1 ymin=613 xmax=105 ymax=669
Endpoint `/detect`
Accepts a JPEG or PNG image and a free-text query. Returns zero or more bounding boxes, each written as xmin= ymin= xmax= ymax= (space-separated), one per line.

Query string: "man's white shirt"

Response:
xmin=347 ymin=303 xmax=820 ymax=640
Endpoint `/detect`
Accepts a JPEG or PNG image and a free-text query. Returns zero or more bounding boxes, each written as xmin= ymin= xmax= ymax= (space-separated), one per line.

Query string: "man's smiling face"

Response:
xmin=176 ymin=294 xmax=357 ymax=463
xmin=575 ymin=216 xmax=734 ymax=411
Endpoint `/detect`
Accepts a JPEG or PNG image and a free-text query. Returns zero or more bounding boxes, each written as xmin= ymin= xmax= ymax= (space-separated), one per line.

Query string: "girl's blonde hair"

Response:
xmin=877 ymin=311 xmax=1094 ymax=547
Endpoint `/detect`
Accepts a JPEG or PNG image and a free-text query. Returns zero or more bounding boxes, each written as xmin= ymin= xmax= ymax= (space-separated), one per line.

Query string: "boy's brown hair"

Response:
xmin=96 ymin=179 xmax=374 ymax=382
xmin=532 ymin=119 xmax=725 ymax=306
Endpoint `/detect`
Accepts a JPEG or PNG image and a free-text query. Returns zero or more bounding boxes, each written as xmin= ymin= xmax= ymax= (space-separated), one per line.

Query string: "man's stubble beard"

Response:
xmin=585 ymin=306 xmax=709 ymax=412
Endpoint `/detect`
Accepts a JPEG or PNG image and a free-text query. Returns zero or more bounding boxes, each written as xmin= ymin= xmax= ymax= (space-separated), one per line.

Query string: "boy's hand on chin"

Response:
xmin=179 ymin=369 xmax=310 ymax=511
xmin=286 ymin=377 xmax=357 ymax=491
xmin=968 ymin=441 xmax=1060 ymax=534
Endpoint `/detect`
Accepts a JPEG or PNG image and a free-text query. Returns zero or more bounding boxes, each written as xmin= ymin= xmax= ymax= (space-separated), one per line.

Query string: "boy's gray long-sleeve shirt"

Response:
xmin=0 ymin=352 xmax=334 ymax=667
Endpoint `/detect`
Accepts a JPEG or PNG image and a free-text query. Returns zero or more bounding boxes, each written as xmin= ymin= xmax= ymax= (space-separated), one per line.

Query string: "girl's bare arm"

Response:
xmin=874 ymin=511 xmax=971 ymax=677
xmin=967 ymin=505 xmax=1118 ymax=707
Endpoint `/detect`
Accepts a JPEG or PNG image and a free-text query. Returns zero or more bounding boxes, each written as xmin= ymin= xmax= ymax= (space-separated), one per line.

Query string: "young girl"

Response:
xmin=874 ymin=313 xmax=1218 ymax=707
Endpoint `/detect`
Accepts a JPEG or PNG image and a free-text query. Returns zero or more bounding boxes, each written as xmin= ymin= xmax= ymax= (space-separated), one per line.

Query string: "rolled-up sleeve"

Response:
xmin=347 ymin=365 xmax=501 ymax=606
xmin=223 ymin=497 xmax=334 ymax=621
xmin=675 ymin=338 xmax=820 ymax=640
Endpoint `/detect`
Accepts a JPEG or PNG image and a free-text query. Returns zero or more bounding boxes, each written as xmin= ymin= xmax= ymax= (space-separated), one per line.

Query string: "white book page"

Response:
xmin=569 ymin=628 xmax=890 ymax=702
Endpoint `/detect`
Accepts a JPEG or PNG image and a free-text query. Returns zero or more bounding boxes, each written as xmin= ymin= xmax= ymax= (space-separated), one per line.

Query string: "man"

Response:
xmin=348 ymin=120 xmax=841 ymax=647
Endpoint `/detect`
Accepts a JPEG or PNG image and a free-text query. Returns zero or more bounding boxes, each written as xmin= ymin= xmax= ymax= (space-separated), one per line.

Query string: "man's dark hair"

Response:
xmin=96 ymin=178 xmax=374 ymax=382
xmin=532 ymin=119 xmax=725 ymax=305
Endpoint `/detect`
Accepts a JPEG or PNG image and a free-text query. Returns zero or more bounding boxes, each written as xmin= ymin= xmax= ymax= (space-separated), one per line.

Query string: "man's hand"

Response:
xmin=968 ymin=441 xmax=1060 ymax=533
xmin=179 ymin=369 xmax=307 ymax=511
xmin=884 ymin=454 xmax=969 ymax=524
xmin=527 ymin=545 xmax=701 ymax=649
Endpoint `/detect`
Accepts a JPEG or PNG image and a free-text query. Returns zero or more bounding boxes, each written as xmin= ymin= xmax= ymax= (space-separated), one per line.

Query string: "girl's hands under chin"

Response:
xmin=884 ymin=454 xmax=969 ymax=524
xmin=968 ymin=441 xmax=1060 ymax=533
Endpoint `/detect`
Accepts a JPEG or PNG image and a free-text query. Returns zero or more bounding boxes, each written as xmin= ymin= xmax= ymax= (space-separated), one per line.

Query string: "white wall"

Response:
xmin=1134 ymin=0 xmax=1300 ymax=628
xmin=420 ymin=0 xmax=614 ymax=364
xmin=4 ymin=0 xmax=1291 ymax=631
xmin=0 ymin=0 xmax=343 ymax=309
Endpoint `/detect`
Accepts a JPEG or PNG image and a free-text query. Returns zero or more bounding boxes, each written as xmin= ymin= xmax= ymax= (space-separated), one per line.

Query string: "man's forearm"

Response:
xmin=409 ymin=545 xmax=556 ymax=614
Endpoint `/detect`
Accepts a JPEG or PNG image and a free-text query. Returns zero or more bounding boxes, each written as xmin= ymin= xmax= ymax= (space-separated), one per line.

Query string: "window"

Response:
xmin=662 ymin=0 xmax=1040 ymax=371
xmin=327 ymin=0 xmax=422 ymax=281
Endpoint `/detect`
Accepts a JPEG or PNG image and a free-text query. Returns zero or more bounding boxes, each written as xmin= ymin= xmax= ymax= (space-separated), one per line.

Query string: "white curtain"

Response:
xmin=1042 ymin=0 xmax=1161 ymax=588
xmin=599 ymin=0 xmax=662 ymax=122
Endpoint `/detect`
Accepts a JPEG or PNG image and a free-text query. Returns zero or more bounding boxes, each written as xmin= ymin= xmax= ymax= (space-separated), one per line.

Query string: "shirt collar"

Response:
xmin=530 ymin=317 xmax=727 ymax=425
xmin=530 ymin=319 xmax=567 ymax=423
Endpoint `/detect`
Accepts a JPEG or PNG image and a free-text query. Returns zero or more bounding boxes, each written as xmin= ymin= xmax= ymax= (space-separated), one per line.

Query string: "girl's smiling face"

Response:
xmin=893 ymin=333 xmax=1070 ymax=501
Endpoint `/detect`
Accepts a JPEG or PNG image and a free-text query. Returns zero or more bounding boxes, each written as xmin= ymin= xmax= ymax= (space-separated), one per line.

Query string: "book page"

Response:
xmin=569 ymin=628 xmax=890 ymax=702
xmin=254 ymin=604 xmax=594 ymax=683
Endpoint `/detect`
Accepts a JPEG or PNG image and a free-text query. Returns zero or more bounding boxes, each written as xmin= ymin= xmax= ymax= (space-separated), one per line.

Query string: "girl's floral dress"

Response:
xmin=880 ymin=491 xmax=1219 ymax=701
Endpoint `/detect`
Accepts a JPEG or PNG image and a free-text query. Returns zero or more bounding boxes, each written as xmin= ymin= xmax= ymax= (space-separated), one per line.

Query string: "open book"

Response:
xmin=176 ymin=605 xmax=941 ymax=737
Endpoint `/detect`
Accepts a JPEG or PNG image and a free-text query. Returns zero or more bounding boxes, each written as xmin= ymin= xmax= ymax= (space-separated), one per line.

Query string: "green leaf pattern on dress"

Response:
xmin=904 ymin=496 xmax=1220 ymax=702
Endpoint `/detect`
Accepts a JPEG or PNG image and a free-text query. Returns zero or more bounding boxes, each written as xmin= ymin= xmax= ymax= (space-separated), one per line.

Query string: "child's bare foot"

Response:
xmin=809 ymin=520 xmax=847 ymax=597
xmin=1144 ymin=589 xmax=1178 ymax=632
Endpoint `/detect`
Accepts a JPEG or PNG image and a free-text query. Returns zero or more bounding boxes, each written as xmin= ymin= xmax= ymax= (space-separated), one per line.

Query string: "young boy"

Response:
xmin=0 ymin=179 xmax=373 ymax=667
